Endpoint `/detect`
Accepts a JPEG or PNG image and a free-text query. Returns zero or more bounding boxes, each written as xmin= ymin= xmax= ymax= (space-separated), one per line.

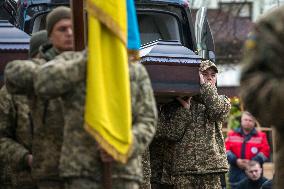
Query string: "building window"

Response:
xmin=219 ymin=2 xmax=252 ymax=19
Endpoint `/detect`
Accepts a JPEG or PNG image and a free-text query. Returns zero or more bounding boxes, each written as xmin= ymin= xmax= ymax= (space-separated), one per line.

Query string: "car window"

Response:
xmin=138 ymin=12 xmax=181 ymax=46
xmin=32 ymin=13 xmax=47 ymax=33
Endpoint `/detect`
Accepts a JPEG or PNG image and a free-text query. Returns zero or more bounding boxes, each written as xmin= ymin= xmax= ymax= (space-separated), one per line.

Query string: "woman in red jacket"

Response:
xmin=225 ymin=111 xmax=270 ymax=189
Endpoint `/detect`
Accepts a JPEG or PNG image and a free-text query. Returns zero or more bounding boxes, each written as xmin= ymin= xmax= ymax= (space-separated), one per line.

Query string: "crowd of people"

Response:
xmin=0 ymin=3 xmax=282 ymax=189
xmin=226 ymin=111 xmax=270 ymax=188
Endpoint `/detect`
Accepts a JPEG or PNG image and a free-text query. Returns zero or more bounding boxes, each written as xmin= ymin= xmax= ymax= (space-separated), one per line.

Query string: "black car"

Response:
xmin=4 ymin=0 xmax=69 ymax=33
xmin=6 ymin=0 xmax=213 ymax=54
xmin=4 ymin=0 xmax=215 ymax=101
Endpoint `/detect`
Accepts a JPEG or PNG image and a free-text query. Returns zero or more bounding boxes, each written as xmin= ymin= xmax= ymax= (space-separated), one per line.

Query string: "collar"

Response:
xmin=235 ymin=127 xmax=257 ymax=136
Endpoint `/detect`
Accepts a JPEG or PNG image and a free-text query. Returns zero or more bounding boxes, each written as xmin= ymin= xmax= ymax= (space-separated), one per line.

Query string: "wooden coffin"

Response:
xmin=140 ymin=41 xmax=201 ymax=103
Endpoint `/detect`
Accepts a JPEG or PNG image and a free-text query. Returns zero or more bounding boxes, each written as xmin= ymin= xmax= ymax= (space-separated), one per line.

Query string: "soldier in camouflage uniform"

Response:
xmin=0 ymin=86 xmax=36 ymax=189
xmin=157 ymin=60 xmax=231 ymax=189
xmin=4 ymin=51 xmax=157 ymax=189
xmin=38 ymin=6 xmax=73 ymax=61
xmin=3 ymin=7 xmax=73 ymax=189
xmin=0 ymin=30 xmax=48 ymax=189
xmin=149 ymin=105 xmax=175 ymax=189
xmin=240 ymin=5 xmax=284 ymax=189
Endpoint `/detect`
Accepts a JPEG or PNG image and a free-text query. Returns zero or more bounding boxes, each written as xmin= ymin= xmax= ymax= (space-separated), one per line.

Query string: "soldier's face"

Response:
xmin=246 ymin=164 xmax=262 ymax=181
xmin=49 ymin=19 xmax=74 ymax=52
xmin=241 ymin=113 xmax=255 ymax=131
xmin=201 ymin=68 xmax=217 ymax=86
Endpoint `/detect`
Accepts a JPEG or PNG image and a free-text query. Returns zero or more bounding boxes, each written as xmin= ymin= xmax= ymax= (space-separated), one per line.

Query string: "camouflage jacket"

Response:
xmin=149 ymin=107 xmax=174 ymax=185
xmin=4 ymin=53 xmax=65 ymax=182
xmin=240 ymin=6 xmax=284 ymax=189
xmin=160 ymin=83 xmax=230 ymax=176
xmin=140 ymin=149 xmax=151 ymax=189
xmin=0 ymin=86 xmax=36 ymax=188
xmin=32 ymin=52 xmax=157 ymax=183
xmin=240 ymin=7 xmax=284 ymax=128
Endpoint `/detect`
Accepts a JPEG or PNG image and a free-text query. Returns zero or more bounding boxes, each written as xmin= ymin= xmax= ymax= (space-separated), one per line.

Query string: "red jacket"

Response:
xmin=225 ymin=128 xmax=270 ymax=161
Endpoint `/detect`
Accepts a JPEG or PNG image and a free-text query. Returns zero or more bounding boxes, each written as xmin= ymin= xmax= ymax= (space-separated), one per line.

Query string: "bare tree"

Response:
xmin=206 ymin=0 xmax=252 ymax=64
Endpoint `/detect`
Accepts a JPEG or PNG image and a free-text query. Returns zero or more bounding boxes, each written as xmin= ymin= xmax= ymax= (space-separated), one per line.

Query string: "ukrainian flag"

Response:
xmin=85 ymin=0 xmax=140 ymax=163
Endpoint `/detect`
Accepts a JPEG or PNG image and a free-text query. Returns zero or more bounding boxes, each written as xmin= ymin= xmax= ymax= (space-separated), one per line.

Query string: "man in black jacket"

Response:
xmin=237 ymin=161 xmax=267 ymax=189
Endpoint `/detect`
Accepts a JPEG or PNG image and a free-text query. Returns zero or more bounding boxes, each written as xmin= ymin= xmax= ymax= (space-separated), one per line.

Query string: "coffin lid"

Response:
xmin=0 ymin=20 xmax=30 ymax=51
xmin=139 ymin=40 xmax=201 ymax=65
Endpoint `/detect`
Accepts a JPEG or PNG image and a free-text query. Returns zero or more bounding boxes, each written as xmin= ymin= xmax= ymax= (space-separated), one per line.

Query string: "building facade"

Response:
xmin=191 ymin=0 xmax=284 ymax=21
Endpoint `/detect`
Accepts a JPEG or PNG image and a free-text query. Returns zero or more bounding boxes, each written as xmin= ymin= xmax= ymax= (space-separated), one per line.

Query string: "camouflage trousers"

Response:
xmin=64 ymin=178 xmax=139 ymax=189
xmin=140 ymin=149 xmax=151 ymax=189
xmin=173 ymin=174 xmax=221 ymax=189
xmin=37 ymin=180 xmax=65 ymax=189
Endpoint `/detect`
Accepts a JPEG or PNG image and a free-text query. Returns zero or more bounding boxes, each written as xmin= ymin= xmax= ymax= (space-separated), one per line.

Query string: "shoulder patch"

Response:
xmin=245 ymin=33 xmax=257 ymax=50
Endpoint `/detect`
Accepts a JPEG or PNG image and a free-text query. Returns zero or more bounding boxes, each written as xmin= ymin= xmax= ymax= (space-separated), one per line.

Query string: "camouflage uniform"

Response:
xmin=173 ymin=174 xmax=221 ymax=189
xmin=9 ymin=51 xmax=157 ymax=188
xmin=149 ymin=139 xmax=175 ymax=189
xmin=149 ymin=139 xmax=164 ymax=188
xmin=149 ymin=105 xmax=176 ymax=189
xmin=0 ymin=31 xmax=50 ymax=189
xmin=140 ymin=149 xmax=152 ymax=189
xmin=4 ymin=45 xmax=65 ymax=189
xmin=0 ymin=86 xmax=36 ymax=189
xmin=64 ymin=178 xmax=139 ymax=189
xmin=240 ymin=5 xmax=284 ymax=189
xmin=159 ymin=82 xmax=230 ymax=189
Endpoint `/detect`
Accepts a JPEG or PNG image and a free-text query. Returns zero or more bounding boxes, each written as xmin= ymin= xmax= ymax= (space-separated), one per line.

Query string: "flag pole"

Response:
xmin=70 ymin=1 xmax=112 ymax=188
xmin=103 ymin=162 xmax=113 ymax=189
xmin=71 ymin=0 xmax=85 ymax=51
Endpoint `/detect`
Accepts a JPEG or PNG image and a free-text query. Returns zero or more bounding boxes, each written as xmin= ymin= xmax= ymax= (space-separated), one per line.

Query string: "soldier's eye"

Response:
xmin=58 ymin=27 xmax=67 ymax=32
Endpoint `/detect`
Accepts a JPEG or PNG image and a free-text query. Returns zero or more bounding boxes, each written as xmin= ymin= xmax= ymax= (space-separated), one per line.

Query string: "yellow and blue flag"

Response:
xmin=127 ymin=0 xmax=141 ymax=51
xmin=85 ymin=0 xmax=140 ymax=163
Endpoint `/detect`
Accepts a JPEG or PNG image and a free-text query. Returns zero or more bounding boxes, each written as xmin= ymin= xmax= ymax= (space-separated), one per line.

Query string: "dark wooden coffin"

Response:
xmin=140 ymin=41 xmax=201 ymax=103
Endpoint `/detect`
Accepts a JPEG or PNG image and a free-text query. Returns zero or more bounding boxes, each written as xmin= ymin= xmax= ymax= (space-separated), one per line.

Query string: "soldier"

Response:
xmin=157 ymin=60 xmax=231 ymax=189
xmin=30 ymin=6 xmax=73 ymax=189
xmin=240 ymin=5 xmax=284 ymax=189
xmin=4 ymin=51 xmax=157 ymax=189
xmin=150 ymin=106 xmax=175 ymax=189
xmin=3 ymin=6 xmax=73 ymax=189
xmin=39 ymin=6 xmax=73 ymax=61
xmin=0 ymin=30 xmax=48 ymax=189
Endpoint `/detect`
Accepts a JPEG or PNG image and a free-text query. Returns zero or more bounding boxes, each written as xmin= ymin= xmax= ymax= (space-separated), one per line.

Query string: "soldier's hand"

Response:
xmin=176 ymin=97 xmax=192 ymax=109
xmin=97 ymin=143 xmax=114 ymax=162
xmin=199 ymin=71 xmax=205 ymax=84
xmin=100 ymin=149 xmax=114 ymax=163
xmin=26 ymin=154 xmax=33 ymax=168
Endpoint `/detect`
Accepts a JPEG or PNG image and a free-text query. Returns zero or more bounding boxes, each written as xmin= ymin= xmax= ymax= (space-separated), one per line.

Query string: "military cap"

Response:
xmin=199 ymin=60 xmax=218 ymax=73
xmin=46 ymin=6 xmax=71 ymax=36
xmin=29 ymin=30 xmax=48 ymax=58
